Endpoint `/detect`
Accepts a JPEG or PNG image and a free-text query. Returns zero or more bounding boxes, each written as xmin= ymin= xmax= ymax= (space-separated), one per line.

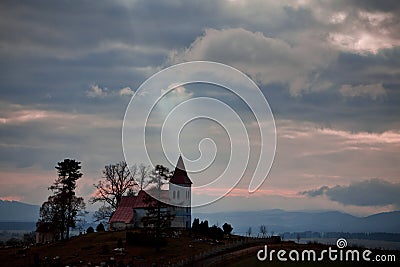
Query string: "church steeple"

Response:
xmin=170 ymin=155 xmax=192 ymax=185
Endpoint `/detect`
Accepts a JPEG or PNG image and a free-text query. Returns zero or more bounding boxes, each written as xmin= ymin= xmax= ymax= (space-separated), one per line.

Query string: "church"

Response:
xmin=109 ymin=155 xmax=192 ymax=230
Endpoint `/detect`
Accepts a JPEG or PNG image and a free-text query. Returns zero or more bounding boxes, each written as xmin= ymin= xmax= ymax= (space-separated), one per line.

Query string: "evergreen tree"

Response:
xmin=141 ymin=165 xmax=173 ymax=251
xmin=39 ymin=159 xmax=86 ymax=240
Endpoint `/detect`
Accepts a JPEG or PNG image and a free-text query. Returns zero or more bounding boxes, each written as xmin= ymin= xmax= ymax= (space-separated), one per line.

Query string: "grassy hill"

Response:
xmin=0 ymin=230 xmax=253 ymax=266
xmin=1 ymin=230 xmax=399 ymax=266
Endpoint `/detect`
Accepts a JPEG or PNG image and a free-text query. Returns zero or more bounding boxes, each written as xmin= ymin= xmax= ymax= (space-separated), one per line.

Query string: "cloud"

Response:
xmin=339 ymin=83 xmax=387 ymax=100
xmin=302 ymin=0 xmax=400 ymax=54
xmin=87 ymin=85 xmax=135 ymax=98
xmin=0 ymin=0 xmax=399 ymax=215
xmin=300 ymin=186 xmax=330 ymax=197
xmin=86 ymin=85 xmax=108 ymax=98
xmin=119 ymin=86 xmax=134 ymax=96
xmin=161 ymin=84 xmax=193 ymax=99
xmin=326 ymin=9 xmax=400 ymax=54
xmin=267 ymin=119 xmax=400 ymax=196
xmin=301 ymin=179 xmax=400 ymax=208
xmin=0 ymin=100 xmax=123 ymax=173
xmin=168 ymin=28 xmax=337 ymax=96
xmin=0 ymin=195 xmax=23 ymax=201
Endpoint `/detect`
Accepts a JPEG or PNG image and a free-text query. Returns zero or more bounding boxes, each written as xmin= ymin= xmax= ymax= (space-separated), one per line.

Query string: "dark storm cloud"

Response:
xmin=301 ymin=179 xmax=400 ymax=208
xmin=264 ymin=81 xmax=400 ymax=133
xmin=350 ymin=0 xmax=400 ymax=12
xmin=0 ymin=0 xmax=399 ymax=209
xmin=0 ymin=0 xmax=240 ymax=108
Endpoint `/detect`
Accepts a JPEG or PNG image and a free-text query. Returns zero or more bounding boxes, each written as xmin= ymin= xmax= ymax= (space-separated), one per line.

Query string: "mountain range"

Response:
xmin=0 ymin=200 xmax=40 ymax=222
xmin=193 ymin=209 xmax=400 ymax=234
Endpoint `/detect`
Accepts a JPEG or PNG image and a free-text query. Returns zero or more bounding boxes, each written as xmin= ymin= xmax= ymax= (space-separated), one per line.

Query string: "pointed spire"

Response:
xmin=170 ymin=155 xmax=192 ymax=185
xmin=176 ymin=154 xmax=185 ymax=171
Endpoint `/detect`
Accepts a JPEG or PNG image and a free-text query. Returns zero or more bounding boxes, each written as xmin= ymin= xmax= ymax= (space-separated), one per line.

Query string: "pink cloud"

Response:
xmin=0 ymin=195 xmax=23 ymax=202
xmin=319 ymin=128 xmax=400 ymax=145
xmin=0 ymin=105 xmax=120 ymax=129
xmin=192 ymin=187 xmax=302 ymax=199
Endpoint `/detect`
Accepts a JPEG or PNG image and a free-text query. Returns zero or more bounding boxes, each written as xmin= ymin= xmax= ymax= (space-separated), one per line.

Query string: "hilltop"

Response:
xmin=1 ymin=230 xmax=399 ymax=267
xmin=0 ymin=230 xmax=264 ymax=266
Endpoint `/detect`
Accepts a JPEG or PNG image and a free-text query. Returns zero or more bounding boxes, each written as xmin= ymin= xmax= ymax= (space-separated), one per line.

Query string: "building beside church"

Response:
xmin=109 ymin=155 xmax=192 ymax=230
xmin=35 ymin=222 xmax=57 ymax=244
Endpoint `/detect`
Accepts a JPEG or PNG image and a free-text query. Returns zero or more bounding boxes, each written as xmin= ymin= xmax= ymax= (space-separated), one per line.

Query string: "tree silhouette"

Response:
xmin=260 ymin=225 xmax=267 ymax=238
xmin=138 ymin=164 xmax=152 ymax=190
xmin=192 ymin=218 xmax=200 ymax=233
xmin=247 ymin=227 xmax=252 ymax=237
xmin=96 ymin=223 xmax=105 ymax=232
xmin=92 ymin=205 xmax=113 ymax=223
xmin=141 ymin=165 xmax=173 ymax=251
xmin=149 ymin=164 xmax=172 ymax=190
xmin=222 ymin=223 xmax=233 ymax=235
xmin=91 ymin=161 xmax=138 ymax=221
xmin=39 ymin=159 xmax=86 ymax=240
xmin=209 ymin=225 xmax=224 ymax=241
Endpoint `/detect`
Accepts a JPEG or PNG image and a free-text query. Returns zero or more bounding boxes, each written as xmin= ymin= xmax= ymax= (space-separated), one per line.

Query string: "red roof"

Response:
xmin=119 ymin=195 xmax=137 ymax=207
xmin=170 ymin=155 xmax=192 ymax=185
xmin=134 ymin=190 xmax=158 ymax=208
xmin=109 ymin=206 xmax=134 ymax=223
xmin=109 ymin=190 xmax=162 ymax=223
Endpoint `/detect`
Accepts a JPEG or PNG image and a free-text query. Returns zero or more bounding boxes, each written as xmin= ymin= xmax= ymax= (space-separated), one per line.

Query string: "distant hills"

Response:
xmin=1 ymin=200 xmax=399 ymax=234
xmin=193 ymin=209 xmax=400 ymax=235
xmin=0 ymin=200 xmax=39 ymax=222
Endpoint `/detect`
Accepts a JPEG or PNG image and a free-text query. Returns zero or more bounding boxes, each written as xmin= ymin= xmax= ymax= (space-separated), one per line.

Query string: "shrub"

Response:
xmin=209 ymin=225 xmax=224 ymax=240
xmin=87 ymin=226 xmax=94 ymax=233
xmin=6 ymin=237 xmax=22 ymax=247
xmin=96 ymin=223 xmax=105 ymax=232
xmin=222 ymin=223 xmax=233 ymax=235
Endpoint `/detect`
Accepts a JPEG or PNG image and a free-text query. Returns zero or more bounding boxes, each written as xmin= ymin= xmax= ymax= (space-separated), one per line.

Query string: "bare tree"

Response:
xmin=76 ymin=215 xmax=87 ymax=234
xmin=91 ymin=161 xmax=138 ymax=220
xmin=260 ymin=225 xmax=267 ymax=238
xmin=93 ymin=205 xmax=113 ymax=223
xmin=138 ymin=164 xmax=152 ymax=190
xmin=246 ymin=227 xmax=252 ymax=237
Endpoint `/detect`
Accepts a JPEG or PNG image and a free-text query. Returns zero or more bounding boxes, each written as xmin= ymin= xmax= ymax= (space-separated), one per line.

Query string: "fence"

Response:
xmin=171 ymin=238 xmax=268 ymax=267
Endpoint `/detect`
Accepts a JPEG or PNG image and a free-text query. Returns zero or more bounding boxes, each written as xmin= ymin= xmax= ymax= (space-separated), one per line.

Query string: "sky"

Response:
xmin=0 ymin=0 xmax=399 ymax=216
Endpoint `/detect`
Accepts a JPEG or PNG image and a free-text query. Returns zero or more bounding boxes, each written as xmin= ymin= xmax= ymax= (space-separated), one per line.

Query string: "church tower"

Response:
xmin=169 ymin=155 xmax=192 ymax=228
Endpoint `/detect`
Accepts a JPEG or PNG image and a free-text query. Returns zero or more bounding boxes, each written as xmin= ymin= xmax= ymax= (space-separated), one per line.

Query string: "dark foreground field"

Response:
xmin=0 ymin=230 xmax=257 ymax=266
xmin=0 ymin=231 xmax=398 ymax=267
